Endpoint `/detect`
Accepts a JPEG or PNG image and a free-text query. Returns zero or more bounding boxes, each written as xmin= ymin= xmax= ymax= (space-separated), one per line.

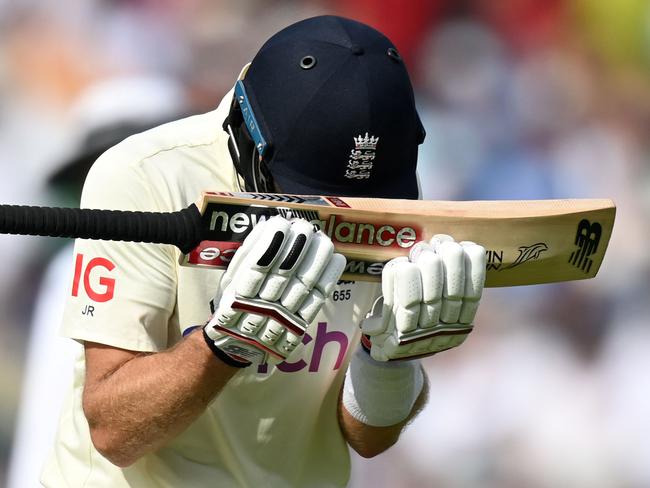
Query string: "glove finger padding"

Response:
xmin=232 ymin=217 xmax=291 ymax=298
xmin=433 ymin=235 xmax=465 ymax=324
xmin=218 ymin=216 xmax=272 ymax=292
xmin=361 ymin=234 xmax=486 ymax=362
xmin=296 ymin=252 xmax=346 ymax=323
xmin=258 ymin=219 xmax=315 ymax=302
xmin=280 ymin=232 xmax=334 ymax=312
xmin=458 ymin=241 xmax=487 ymax=324
xmin=410 ymin=243 xmax=443 ymax=328
xmin=208 ymin=284 xmax=312 ymax=365
xmin=392 ymin=262 xmax=422 ymax=334
xmin=205 ymin=217 xmax=346 ymax=366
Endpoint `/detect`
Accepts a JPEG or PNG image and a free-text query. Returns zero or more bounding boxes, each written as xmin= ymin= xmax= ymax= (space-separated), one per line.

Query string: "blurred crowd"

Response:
xmin=1 ymin=0 xmax=649 ymax=487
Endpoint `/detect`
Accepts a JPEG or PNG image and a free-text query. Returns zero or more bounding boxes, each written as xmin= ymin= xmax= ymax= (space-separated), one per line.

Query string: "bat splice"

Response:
xmin=184 ymin=192 xmax=616 ymax=287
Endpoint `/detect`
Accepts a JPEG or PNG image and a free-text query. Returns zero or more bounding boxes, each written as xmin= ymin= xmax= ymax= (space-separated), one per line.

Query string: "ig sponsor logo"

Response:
xmin=72 ymin=253 xmax=116 ymax=303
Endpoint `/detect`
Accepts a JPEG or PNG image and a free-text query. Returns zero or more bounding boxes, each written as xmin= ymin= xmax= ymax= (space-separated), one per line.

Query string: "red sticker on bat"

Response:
xmin=325 ymin=197 xmax=351 ymax=208
xmin=187 ymin=241 xmax=240 ymax=267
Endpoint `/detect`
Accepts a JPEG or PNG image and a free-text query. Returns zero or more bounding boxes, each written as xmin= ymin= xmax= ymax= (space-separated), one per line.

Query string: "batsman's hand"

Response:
xmin=361 ymin=235 xmax=486 ymax=361
xmin=204 ymin=216 xmax=346 ymax=367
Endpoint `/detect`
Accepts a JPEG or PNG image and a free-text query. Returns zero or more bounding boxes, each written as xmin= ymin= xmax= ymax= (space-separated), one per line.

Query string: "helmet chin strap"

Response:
xmin=251 ymin=146 xmax=261 ymax=193
xmin=226 ymin=123 xmax=241 ymax=162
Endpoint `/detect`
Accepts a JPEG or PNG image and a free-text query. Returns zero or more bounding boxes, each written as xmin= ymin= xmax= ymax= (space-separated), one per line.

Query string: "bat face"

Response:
xmin=0 ymin=192 xmax=615 ymax=287
xmin=182 ymin=192 xmax=616 ymax=287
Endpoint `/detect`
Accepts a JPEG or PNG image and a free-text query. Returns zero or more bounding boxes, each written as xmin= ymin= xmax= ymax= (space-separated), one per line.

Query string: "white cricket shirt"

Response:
xmin=41 ymin=88 xmax=381 ymax=487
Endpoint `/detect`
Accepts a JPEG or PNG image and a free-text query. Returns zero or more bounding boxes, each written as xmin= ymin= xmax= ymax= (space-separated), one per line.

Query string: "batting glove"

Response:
xmin=361 ymin=234 xmax=486 ymax=361
xmin=204 ymin=216 xmax=346 ymax=367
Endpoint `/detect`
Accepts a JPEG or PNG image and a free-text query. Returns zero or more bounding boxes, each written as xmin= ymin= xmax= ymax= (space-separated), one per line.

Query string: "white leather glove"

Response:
xmin=204 ymin=216 xmax=346 ymax=367
xmin=361 ymin=234 xmax=486 ymax=361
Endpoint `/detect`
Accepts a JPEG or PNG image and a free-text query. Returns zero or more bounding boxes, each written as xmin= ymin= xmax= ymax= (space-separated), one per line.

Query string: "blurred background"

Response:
xmin=1 ymin=0 xmax=649 ymax=487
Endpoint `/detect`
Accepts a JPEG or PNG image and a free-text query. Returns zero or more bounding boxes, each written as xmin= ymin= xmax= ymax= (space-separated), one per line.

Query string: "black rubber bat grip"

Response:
xmin=0 ymin=204 xmax=204 ymax=255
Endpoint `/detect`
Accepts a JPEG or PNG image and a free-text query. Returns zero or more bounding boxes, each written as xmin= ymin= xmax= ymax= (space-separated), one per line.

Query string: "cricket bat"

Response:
xmin=0 ymin=191 xmax=616 ymax=287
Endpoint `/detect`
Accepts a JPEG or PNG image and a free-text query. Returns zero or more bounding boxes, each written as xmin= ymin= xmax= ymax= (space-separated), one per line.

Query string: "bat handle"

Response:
xmin=0 ymin=204 xmax=204 ymax=254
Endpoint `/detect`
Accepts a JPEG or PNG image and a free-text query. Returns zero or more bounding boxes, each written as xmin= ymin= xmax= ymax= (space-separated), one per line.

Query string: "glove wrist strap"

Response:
xmin=360 ymin=334 xmax=372 ymax=355
xmin=202 ymin=328 xmax=251 ymax=368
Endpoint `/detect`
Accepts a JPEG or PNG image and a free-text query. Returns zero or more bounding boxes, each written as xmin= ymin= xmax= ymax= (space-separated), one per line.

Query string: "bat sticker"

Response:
xmin=503 ymin=242 xmax=549 ymax=270
xmin=569 ymin=219 xmax=602 ymax=273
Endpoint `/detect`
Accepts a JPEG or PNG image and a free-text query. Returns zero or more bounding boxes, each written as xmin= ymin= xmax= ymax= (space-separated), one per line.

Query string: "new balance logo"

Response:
xmin=569 ymin=219 xmax=602 ymax=273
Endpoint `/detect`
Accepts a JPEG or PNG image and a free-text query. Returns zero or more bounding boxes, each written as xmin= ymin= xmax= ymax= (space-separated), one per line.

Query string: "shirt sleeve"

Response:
xmin=60 ymin=148 xmax=178 ymax=352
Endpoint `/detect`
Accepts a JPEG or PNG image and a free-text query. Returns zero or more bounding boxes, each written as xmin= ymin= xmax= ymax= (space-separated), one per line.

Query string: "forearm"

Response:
xmin=339 ymin=377 xmax=429 ymax=458
xmin=82 ymin=329 xmax=239 ymax=467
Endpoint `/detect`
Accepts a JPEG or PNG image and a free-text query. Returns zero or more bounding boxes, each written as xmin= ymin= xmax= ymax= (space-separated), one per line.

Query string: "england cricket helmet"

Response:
xmin=229 ymin=15 xmax=425 ymax=199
